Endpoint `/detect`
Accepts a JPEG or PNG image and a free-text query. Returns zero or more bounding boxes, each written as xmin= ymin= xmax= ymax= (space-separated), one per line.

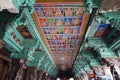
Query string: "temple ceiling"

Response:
xmin=32 ymin=2 xmax=90 ymax=70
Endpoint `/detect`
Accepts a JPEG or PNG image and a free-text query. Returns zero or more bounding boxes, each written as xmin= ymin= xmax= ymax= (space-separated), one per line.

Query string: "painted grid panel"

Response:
xmin=34 ymin=3 xmax=85 ymax=68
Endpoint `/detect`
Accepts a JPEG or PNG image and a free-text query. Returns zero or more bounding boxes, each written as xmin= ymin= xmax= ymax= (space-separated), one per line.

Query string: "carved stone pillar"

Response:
xmin=2 ymin=61 xmax=9 ymax=80
xmin=80 ymin=72 xmax=89 ymax=80
xmin=24 ymin=67 xmax=36 ymax=80
xmin=8 ymin=59 xmax=20 ymax=80
xmin=4 ymin=63 xmax=12 ymax=80
xmin=105 ymin=58 xmax=120 ymax=76
xmin=114 ymin=65 xmax=120 ymax=76
xmin=77 ymin=76 xmax=82 ymax=80
xmin=103 ymin=66 xmax=113 ymax=80
xmin=14 ymin=68 xmax=23 ymax=80
xmin=0 ymin=41 xmax=4 ymax=49
xmin=37 ymin=70 xmax=43 ymax=80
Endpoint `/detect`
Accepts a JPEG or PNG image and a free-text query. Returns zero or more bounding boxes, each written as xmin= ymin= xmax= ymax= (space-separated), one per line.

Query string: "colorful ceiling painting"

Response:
xmin=94 ymin=24 xmax=112 ymax=37
xmin=34 ymin=3 xmax=86 ymax=70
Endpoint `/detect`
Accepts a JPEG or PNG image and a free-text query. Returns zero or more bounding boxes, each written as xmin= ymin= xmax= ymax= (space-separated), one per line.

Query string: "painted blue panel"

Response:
xmin=97 ymin=24 xmax=111 ymax=30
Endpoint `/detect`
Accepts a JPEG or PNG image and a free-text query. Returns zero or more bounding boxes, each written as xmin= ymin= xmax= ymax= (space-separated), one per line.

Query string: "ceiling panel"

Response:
xmin=94 ymin=24 xmax=112 ymax=37
xmin=33 ymin=2 xmax=90 ymax=70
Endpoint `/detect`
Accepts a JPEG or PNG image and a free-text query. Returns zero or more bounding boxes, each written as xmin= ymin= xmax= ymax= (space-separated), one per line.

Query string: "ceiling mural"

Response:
xmin=94 ymin=24 xmax=112 ymax=37
xmin=34 ymin=3 xmax=86 ymax=70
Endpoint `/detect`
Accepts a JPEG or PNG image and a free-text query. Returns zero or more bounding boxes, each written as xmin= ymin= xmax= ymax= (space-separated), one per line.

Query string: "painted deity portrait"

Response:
xmin=43 ymin=28 xmax=50 ymax=34
xmin=74 ymin=35 xmax=79 ymax=40
xmin=56 ymin=35 xmax=61 ymax=40
xmin=47 ymin=18 xmax=54 ymax=26
xmin=55 ymin=8 xmax=63 ymax=17
xmin=62 ymin=35 xmax=67 ymax=40
xmin=56 ymin=28 xmax=64 ymax=34
xmin=48 ymin=40 xmax=52 ymax=44
xmin=11 ymin=32 xmax=16 ymax=39
xmin=72 ymin=18 xmax=81 ymax=26
xmin=65 ymin=19 xmax=70 ymax=26
xmin=74 ymin=8 xmax=85 ymax=16
xmin=64 ymin=18 xmax=72 ymax=26
xmin=15 ymin=38 xmax=21 ymax=45
xmin=51 ymin=35 xmax=56 ymax=40
xmin=46 ymin=35 xmax=51 ymax=40
xmin=44 ymin=8 xmax=54 ymax=17
xmin=73 ymin=28 xmax=79 ymax=34
xmin=39 ymin=18 xmax=47 ymax=27
xmin=50 ymin=28 xmax=56 ymax=34
xmin=64 ymin=8 xmax=73 ymax=17
xmin=64 ymin=28 xmax=72 ymax=34
xmin=37 ymin=8 xmax=44 ymax=17
xmin=56 ymin=19 xmax=63 ymax=26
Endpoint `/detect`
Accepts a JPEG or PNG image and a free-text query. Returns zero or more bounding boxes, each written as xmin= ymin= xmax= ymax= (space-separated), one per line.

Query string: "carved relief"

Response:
xmin=101 ymin=0 xmax=120 ymax=12
xmin=17 ymin=25 xmax=33 ymax=39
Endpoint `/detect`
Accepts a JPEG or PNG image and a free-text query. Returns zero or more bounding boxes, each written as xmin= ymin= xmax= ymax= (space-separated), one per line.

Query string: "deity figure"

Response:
xmin=22 ymin=31 xmax=30 ymax=37
xmin=56 ymin=19 xmax=63 ymax=26
xmin=41 ymin=20 xmax=46 ymax=27
xmin=65 ymin=19 xmax=71 ymax=26
xmin=64 ymin=28 xmax=71 ymax=34
xmin=74 ymin=35 xmax=79 ymax=39
xmin=73 ymin=28 xmax=79 ymax=34
xmin=57 ymin=28 xmax=61 ymax=34
xmin=48 ymin=20 xmax=54 ymax=26
xmin=72 ymin=18 xmax=81 ymax=26
xmin=46 ymin=8 xmax=54 ymax=17
xmin=50 ymin=28 xmax=56 ymax=34
xmin=62 ymin=36 xmax=67 ymax=40
xmin=52 ymin=35 xmax=56 ymax=40
xmin=46 ymin=35 xmax=51 ymax=40
xmin=11 ymin=32 xmax=16 ymax=39
xmin=65 ymin=8 xmax=73 ymax=17
xmin=16 ymin=38 xmax=21 ymax=45
xmin=75 ymin=8 xmax=84 ymax=16
xmin=71 ymin=40 xmax=75 ymax=44
xmin=56 ymin=35 xmax=61 ymax=40
xmin=55 ymin=8 xmax=63 ymax=17
xmin=45 ymin=29 xmax=50 ymax=34
xmin=38 ymin=10 xmax=44 ymax=17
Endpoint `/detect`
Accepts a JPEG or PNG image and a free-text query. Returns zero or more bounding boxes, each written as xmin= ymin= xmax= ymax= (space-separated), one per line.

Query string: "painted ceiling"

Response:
xmin=33 ymin=2 xmax=87 ymax=70
xmin=0 ymin=0 xmax=120 ymax=78
xmin=32 ymin=0 xmax=119 ymax=71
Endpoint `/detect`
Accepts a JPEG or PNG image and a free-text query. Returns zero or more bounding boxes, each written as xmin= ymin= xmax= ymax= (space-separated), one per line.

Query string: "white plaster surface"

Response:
xmin=0 ymin=0 xmax=19 ymax=13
